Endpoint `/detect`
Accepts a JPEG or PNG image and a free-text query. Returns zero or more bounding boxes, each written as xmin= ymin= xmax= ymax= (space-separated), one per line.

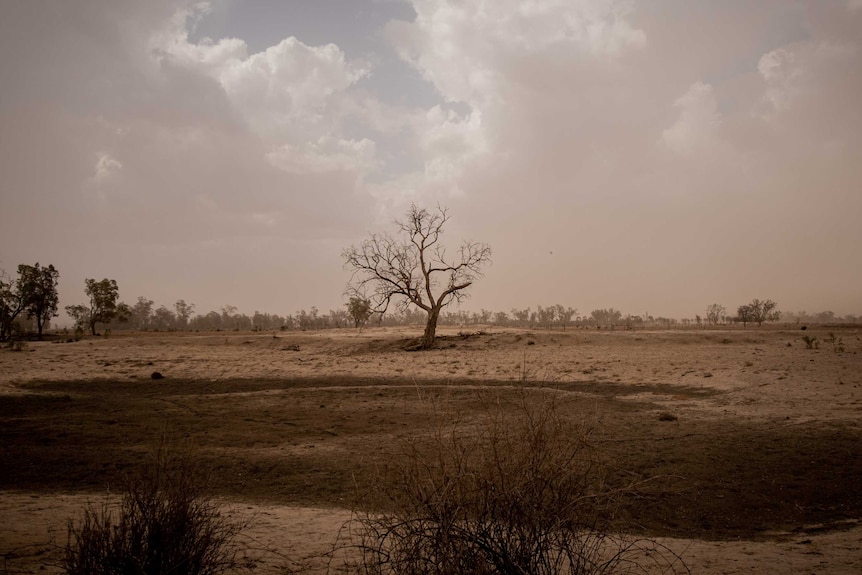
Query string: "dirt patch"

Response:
xmin=1 ymin=326 xmax=861 ymax=573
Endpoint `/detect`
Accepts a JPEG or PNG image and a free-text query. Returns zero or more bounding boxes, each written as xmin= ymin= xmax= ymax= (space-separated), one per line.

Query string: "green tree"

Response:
xmin=19 ymin=263 xmax=60 ymax=339
xmin=346 ymin=296 xmax=373 ymax=328
xmin=343 ymin=205 xmax=491 ymax=349
xmin=66 ymin=278 xmax=129 ymax=335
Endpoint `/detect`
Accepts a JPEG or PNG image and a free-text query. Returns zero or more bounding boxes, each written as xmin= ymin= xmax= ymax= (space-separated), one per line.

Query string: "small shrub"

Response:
xmin=64 ymin=442 xmax=250 ymax=575
xmin=343 ymin=394 xmax=687 ymax=575
xmin=7 ymin=325 xmax=26 ymax=351
xmin=825 ymin=332 xmax=845 ymax=353
xmin=801 ymin=335 xmax=819 ymax=350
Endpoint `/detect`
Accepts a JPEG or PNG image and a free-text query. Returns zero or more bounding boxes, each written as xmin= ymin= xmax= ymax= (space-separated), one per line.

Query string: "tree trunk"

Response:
xmin=420 ymin=307 xmax=441 ymax=349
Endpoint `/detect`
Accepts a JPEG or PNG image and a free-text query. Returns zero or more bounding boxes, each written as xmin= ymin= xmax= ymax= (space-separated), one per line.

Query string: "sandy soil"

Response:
xmin=1 ymin=325 xmax=861 ymax=573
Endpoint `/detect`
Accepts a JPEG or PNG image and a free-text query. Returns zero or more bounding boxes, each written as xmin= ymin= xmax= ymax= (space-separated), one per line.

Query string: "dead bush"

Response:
xmin=63 ymin=442 xmax=250 ymax=575
xmin=343 ymin=392 xmax=688 ymax=575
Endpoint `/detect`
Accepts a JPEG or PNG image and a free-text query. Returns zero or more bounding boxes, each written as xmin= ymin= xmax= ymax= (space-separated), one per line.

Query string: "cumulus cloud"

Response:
xmin=149 ymin=2 xmax=373 ymax=169
xmin=388 ymin=0 xmax=646 ymax=108
xmin=660 ymin=82 xmax=720 ymax=154
xmin=148 ymin=3 xmax=247 ymax=75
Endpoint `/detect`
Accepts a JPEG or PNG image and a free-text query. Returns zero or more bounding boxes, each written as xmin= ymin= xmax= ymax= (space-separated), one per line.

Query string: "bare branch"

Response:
xmin=343 ymin=204 xmax=491 ymax=348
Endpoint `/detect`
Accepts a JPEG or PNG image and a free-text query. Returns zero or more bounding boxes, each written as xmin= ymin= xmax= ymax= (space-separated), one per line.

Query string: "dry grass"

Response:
xmin=341 ymin=392 xmax=689 ymax=574
xmin=63 ymin=440 xmax=251 ymax=575
xmin=1 ymin=325 xmax=861 ymax=573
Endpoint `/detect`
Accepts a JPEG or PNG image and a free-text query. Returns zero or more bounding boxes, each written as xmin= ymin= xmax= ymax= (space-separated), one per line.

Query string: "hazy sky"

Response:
xmin=2 ymin=0 xmax=860 ymax=321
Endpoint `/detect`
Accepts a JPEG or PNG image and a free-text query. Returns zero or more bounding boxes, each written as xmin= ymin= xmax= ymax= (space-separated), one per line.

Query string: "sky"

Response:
xmin=1 ymin=0 xmax=861 ymax=322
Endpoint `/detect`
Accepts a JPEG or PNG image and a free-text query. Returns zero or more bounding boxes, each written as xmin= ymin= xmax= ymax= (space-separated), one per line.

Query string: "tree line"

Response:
xmin=1 ymin=202 xmax=855 ymax=347
xmin=1 ymin=264 xmax=853 ymax=344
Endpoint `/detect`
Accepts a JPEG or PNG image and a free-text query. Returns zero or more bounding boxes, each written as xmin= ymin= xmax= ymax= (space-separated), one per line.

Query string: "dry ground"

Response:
xmin=1 ymin=325 xmax=861 ymax=573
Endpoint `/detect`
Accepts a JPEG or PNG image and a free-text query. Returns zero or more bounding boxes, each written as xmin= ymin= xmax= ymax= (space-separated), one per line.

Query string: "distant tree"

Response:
xmin=736 ymin=304 xmax=754 ymax=327
xmin=0 ymin=268 xmax=27 ymax=342
xmin=66 ymin=278 xmax=128 ymax=335
xmin=511 ymin=308 xmax=531 ymax=326
xmin=16 ymin=263 xmax=60 ymax=339
xmin=815 ymin=310 xmax=835 ymax=324
xmin=202 ymin=310 xmax=222 ymax=330
xmin=346 ymin=296 xmax=374 ymax=328
xmin=493 ymin=311 xmax=510 ymax=326
xmin=220 ymin=305 xmax=238 ymax=329
xmin=131 ymin=296 xmax=154 ymax=330
xmin=343 ymin=204 xmax=491 ymax=349
xmin=553 ymin=304 xmax=576 ymax=330
xmin=748 ymin=298 xmax=780 ymax=326
xmin=152 ymin=306 xmax=176 ymax=331
xmin=174 ymin=299 xmax=195 ymax=329
xmin=705 ymin=303 xmax=725 ymax=326
xmin=590 ymin=308 xmax=622 ymax=326
xmin=536 ymin=305 xmax=556 ymax=329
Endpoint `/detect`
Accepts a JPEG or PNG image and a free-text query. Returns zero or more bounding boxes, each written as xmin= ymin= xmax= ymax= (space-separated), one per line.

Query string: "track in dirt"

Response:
xmin=2 ymin=375 xmax=861 ymax=541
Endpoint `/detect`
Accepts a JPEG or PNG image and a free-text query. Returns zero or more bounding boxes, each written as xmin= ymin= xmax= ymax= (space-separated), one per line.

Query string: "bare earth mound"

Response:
xmin=1 ymin=325 xmax=861 ymax=573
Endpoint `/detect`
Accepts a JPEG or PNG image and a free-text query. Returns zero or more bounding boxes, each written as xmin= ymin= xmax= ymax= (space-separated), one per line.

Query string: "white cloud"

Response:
xmin=266 ymin=137 xmax=378 ymax=175
xmin=758 ymin=46 xmax=804 ymax=113
xmin=149 ymin=2 xmax=373 ymax=164
xmin=660 ymin=82 xmax=720 ymax=154
xmin=372 ymin=0 xmax=647 ymax=202
xmin=417 ymin=106 xmax=487 ymax=185
xmin=92 ymin=152 xmax=122 ymax=182
xmin=148 ymin=3 xmax=247 ymax=75
xmin=757 ymin=41 xmax=858 ymax=117
xmin=218 ymin=37 xmax=368 ymax=137
xmin=388 ymin=0 xmax=646 ymax=108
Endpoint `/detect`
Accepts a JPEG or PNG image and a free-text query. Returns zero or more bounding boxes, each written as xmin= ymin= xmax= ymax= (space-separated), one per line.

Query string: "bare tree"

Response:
xmin=343 ymin=204 xmax=491 ymax=349
xmin=705 ymin=303 xmax=725 ymax=326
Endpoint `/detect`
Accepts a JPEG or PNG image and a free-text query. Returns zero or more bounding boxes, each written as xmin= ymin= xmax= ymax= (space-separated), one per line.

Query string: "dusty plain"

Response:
xmin=1 ymin=325 xmax=861 ymax=574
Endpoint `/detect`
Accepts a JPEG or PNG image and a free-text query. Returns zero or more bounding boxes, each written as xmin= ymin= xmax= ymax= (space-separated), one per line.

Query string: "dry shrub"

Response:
xmin=344 ymin=393 xmax=688 ymax=575
xmin=63 ymin=442 xmax=250 ymax=575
